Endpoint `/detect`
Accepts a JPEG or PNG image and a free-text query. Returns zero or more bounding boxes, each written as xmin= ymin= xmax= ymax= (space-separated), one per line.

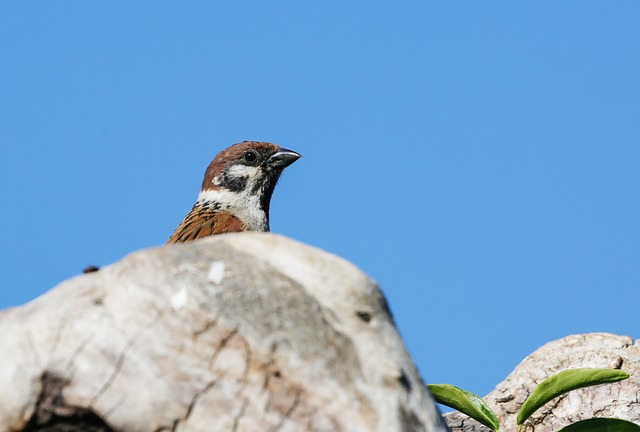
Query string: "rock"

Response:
xmin=0 ymin=233 xmax=448 ymax=432
xmin=444 ymin=333 xmax=640 ymax=432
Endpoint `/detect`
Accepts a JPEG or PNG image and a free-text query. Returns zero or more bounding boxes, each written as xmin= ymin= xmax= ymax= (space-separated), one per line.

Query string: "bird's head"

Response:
xmin=197 ymin=141 xmax=300 ymax=231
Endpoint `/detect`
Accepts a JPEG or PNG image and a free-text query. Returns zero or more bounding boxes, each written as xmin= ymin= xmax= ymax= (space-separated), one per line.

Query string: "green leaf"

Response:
xmin=428 ymin=384 xmax=500 ymax=432
xmin=517 ymin=368 xmax=630 ymax=427
xmin=557 ymin=418 xmax=640 ymax=432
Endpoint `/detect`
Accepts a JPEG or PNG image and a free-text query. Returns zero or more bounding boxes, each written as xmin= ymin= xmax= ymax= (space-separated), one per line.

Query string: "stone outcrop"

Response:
xmin=0 ymin=233 xmax=448 ymax=432
xmin=3 ymin=232 xmax=636 ymax=432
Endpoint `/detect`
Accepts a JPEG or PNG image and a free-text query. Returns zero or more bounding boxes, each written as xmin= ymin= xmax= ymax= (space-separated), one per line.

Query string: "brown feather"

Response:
xmin=166 ymin=205 xmax=246 ymax=244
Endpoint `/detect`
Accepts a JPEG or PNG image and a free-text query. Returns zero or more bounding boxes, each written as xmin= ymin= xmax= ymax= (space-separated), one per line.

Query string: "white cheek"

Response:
xmin=227 ymin=164 xmax=259 ymax=177
xmin=213 ymin=165 xmax=259 ymax=186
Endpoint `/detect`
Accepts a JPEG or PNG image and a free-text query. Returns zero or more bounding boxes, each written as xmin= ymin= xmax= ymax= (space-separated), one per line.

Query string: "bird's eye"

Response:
xmin=243 ymin=150 xmax=258 ymax=163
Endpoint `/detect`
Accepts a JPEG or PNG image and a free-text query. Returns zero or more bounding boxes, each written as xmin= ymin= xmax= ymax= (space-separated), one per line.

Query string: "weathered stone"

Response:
xmin=0 ymin=233 xmax=448 ymax=432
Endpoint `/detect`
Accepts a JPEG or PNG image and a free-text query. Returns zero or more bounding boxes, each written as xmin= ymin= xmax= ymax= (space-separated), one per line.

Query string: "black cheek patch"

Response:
xmin=220 ymin=173 xmax=248 ymax=192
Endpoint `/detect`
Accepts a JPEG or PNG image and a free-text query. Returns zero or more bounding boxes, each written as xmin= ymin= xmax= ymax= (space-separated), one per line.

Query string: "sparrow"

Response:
xmin=167 ymin=141 xmax=300 ymax=244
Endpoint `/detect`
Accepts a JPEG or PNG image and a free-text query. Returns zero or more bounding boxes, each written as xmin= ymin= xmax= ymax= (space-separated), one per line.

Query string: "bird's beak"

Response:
xmin=268 ymin=149 xmax=301 ymax=169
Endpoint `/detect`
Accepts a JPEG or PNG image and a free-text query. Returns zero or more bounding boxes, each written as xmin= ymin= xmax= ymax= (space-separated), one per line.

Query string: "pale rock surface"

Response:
xmin=445 ymin=333 xmax=640 ymax=432
xmin=0 ymin=233 xmax=449 ymax=432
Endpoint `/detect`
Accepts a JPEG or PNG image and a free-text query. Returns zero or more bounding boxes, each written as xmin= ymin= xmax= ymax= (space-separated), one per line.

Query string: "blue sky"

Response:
xmin=2 ymin=2 xmax=639 ymax=401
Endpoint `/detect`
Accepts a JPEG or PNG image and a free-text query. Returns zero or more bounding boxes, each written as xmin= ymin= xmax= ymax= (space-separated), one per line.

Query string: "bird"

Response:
xmin=167 ymin=141 xmax=300 ymax=244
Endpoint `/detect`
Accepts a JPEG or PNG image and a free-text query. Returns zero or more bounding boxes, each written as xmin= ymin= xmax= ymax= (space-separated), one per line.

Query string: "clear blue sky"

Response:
xmin=2 ymin=2 xmax=639 ymax=401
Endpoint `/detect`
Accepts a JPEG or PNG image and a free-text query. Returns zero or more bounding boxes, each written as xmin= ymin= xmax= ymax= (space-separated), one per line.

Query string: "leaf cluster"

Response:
xmin=428 ymin=368 xmax=636 ymax=432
